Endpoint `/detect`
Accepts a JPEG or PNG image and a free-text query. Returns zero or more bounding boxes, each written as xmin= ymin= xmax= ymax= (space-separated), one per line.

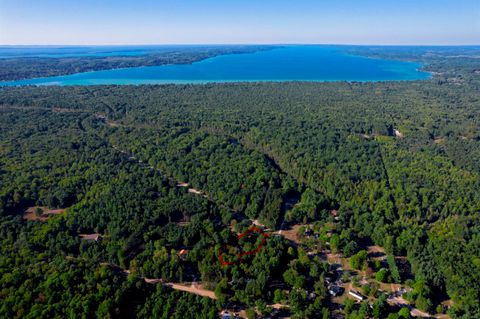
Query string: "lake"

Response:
xmin=0 ymin=46 xmax=431 ymax=86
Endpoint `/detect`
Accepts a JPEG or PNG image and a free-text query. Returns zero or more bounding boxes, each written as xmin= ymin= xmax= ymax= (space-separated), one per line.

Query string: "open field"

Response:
xmin=23 ymin=206 xmax=66 ymax=221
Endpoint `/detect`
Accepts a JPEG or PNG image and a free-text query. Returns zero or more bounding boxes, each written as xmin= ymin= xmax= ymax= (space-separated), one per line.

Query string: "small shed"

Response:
xmin=348 ymin=289 xmax=365 ymax=302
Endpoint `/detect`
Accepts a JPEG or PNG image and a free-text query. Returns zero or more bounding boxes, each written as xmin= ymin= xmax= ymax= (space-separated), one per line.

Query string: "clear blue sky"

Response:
xmin=0 ymin=0 xmax=478 ymax=45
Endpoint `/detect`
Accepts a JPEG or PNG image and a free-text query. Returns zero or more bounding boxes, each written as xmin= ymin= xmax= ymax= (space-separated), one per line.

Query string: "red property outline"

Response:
xmin=218 ymin=226 xmax=269 ymax=266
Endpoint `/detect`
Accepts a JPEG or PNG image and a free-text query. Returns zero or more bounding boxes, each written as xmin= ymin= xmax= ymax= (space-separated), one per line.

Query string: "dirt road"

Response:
xmin=164 ymin=282 xmax=217 ymax=299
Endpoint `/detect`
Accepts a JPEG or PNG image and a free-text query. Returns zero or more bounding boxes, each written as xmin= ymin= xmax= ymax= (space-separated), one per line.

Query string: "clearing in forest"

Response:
xmin=23 ymin=206 xmax=66 ymax=221
xmin=274 ymin=224 xmax=303 ymax=244
xmin=367 ymin=245 xmax=386 ymax=260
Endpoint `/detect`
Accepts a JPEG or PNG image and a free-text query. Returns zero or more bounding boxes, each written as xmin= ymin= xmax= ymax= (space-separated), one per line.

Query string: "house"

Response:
xmin=348 ymin=289 xmax=365 ymax=302
xmin=328 ymin=285 xmax=344 ymax=297
xmin=330 ymin=209 xmax=340 ymax=221
xmin=220 ymin=310 xmax=231 ymax=319
xmin=178 ymin=249 xmax=188 ymax=260
xmin=219 ymin=310 xmax=240 ymax=319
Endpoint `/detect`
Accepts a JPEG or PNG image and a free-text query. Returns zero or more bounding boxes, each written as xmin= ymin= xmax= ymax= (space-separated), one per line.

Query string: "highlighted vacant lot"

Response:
xmin=218 ymin=226 xmax=269 ymax=266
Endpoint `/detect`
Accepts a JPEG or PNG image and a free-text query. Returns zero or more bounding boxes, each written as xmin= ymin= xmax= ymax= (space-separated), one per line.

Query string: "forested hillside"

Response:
xmin=0 ymin=55 xmax=479 ymax=318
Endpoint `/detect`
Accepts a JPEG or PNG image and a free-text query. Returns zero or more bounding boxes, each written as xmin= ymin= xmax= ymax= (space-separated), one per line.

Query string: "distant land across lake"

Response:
xmin=0 ymin=45 xmax=431 ymax=86
xmin=0 ymin=45 xmax=189 ymax=58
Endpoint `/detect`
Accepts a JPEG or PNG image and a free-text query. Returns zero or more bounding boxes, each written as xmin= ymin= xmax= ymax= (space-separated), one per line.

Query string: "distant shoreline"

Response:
xmin=0 ymin=45 xmax=431 ymax=86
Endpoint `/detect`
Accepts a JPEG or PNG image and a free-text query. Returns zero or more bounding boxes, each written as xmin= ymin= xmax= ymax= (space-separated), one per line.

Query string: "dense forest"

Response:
xmin=0 ymin=49 xmax=479 ymax=318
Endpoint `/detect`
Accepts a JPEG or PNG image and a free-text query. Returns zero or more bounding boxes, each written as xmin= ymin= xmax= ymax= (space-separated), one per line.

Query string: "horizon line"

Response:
xmin=1 ymin=43 xmax=479 ymax=47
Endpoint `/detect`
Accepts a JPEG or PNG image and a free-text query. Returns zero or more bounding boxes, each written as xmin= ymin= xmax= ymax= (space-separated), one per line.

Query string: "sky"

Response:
xmin=0 ymin=0 xmax=479 ymax=45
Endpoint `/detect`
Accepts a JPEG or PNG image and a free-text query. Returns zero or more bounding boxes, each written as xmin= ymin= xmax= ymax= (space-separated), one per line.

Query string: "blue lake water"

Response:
xmin=0 ymin=46 xmax=431 ymax=86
